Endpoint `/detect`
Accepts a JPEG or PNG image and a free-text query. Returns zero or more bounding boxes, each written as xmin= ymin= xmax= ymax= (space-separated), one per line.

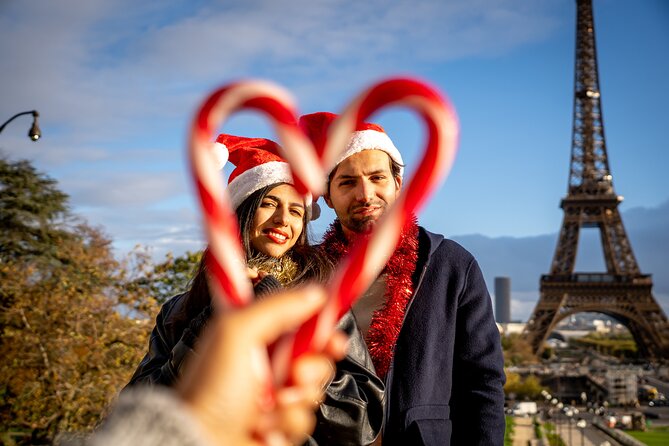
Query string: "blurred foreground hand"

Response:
xmin=178 ymin=285 xmax=347 ymax=446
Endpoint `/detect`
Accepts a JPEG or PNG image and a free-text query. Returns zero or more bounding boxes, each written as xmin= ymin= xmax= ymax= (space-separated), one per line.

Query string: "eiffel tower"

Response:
xmin=524 ymin=0 xmax=669 ymax=360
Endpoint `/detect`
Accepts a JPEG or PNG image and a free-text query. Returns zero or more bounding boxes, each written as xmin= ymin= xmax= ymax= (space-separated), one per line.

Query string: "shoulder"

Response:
xmin=155 ymin=293 xmax=190 ymax=327
xmin=419 ymin=226 xmax=476 ymax=266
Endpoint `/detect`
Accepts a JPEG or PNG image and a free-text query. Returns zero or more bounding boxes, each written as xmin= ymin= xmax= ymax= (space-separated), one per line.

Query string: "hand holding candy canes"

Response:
xmin=188 ymin=77 xmax=459 ymax=384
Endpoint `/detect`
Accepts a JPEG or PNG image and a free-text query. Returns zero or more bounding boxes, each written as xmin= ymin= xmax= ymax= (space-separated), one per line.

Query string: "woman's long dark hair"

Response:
xmin=179 ymin=182 xmax=331 ymax=323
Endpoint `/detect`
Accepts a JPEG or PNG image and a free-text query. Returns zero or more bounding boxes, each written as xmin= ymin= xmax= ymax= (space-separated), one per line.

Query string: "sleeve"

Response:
xmin=449 ymin=259 xmax=506 ymax=445
xmin=126 ymin=276 xmax=279 ymax=389
xmin=125 ymin=300 xmax=191 ymax=388
xmin=86 ymin=388 xmax=208 ymax=446
xmin=308 ymin=311 xmax=386 ymax=446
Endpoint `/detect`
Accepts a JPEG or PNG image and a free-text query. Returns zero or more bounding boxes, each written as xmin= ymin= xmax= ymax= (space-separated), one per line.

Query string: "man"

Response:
xmin=300 ymin=112 xmax=506 ymax=445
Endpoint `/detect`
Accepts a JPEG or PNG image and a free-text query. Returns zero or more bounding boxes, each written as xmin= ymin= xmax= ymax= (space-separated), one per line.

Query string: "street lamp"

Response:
xmin=544 ymin=393 xmax=552 ymax=421
xmin=565 ymin=408 xmax=574 ymax=446
xmin=576 ymin=418 xmax=587 ymax=446
xmin=0 ymin=110 xmax=41 ymax=141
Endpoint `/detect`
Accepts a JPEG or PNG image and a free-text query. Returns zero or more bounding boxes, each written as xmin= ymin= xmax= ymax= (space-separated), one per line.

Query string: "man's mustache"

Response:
xmin=351 ymin=200 xmax=384 ymax=212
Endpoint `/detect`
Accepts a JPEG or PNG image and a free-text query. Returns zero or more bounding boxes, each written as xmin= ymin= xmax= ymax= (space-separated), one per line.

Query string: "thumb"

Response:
xmin=229 ymin=285 xmax=327 ymax=345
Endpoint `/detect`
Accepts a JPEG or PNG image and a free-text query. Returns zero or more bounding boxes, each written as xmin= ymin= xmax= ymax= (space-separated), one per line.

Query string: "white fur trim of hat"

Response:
xmin=216 ymin=142 xmax=319 ymax=220
xmin=227 ymin=161 xmax=294 ymax=210
xmin=338 ymin=129 xmax=405 ymax=177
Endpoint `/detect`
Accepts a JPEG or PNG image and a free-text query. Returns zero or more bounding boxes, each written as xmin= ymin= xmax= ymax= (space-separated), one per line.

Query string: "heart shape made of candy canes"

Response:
xmin=188 ymin=77 xmax=459 ymax=382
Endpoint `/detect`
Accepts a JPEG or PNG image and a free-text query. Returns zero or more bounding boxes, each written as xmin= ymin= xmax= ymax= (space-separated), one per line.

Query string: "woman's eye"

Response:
xmin=261 ymin=201 xmax=277 ymax=208
xmin=290 ymin=209 xmax=304 ymax=217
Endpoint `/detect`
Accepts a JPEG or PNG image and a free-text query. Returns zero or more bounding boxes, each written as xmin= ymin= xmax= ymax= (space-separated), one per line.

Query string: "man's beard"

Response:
xmin=348 ymin=215 xmax=378 ymax=234
xmin=346 ymin=200 xmax=386 ymax=234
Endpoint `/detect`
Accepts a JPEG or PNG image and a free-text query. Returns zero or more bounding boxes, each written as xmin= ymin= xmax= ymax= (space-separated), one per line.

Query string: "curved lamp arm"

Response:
xmin=0 ymin=110 xmax=41 ymax=141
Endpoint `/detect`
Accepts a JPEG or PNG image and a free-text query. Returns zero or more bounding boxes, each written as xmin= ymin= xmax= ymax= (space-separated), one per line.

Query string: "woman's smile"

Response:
xmin=263 ymin=228 xmax=290 ymax=244
xmin=250 ymin=183 xmax=305 ymax=258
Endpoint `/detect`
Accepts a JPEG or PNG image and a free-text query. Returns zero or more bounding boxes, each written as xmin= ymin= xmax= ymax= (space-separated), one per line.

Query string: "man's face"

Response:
xmin=324 ymin=150 xmax=402 ymax=237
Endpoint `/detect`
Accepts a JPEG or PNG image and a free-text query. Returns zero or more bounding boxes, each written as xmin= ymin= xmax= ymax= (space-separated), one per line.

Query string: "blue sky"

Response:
xmin=2 ymin=0 xmax=668 ymax=320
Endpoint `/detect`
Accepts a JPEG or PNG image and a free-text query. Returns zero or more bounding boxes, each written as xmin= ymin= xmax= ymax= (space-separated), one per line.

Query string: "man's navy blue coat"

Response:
xmin=381 ymin=227 xmax=506 ymax=445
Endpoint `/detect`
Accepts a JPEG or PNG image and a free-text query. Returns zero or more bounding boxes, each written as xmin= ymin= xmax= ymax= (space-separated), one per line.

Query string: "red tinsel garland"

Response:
xmin=320 ymin=216 xmax=419 ymax=379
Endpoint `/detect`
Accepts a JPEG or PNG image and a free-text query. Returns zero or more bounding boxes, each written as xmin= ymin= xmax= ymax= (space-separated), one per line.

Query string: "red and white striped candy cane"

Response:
xmin=287 ymin=78 xmax=460 ymax=363
xmin=189 ymin=80 xmax=324 ymax=309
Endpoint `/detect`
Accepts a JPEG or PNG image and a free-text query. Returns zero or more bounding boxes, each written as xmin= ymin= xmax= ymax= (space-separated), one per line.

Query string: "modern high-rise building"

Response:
xmin=494 ymin=276 xmax=511 ymax=324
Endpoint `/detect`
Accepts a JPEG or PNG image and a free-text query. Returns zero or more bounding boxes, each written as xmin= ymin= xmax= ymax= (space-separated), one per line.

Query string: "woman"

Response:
xmin=126 ymin=134 xmax=384 ymax=445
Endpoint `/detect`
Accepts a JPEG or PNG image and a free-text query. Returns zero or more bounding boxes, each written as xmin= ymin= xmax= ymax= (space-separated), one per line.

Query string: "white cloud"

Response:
xmin=2 ymin=0 xmax=564 ymax=141
xmin=511 ymin=294 xmax=540 ymax=322
xmin=58 ymin=169 xmax=187 ymax=207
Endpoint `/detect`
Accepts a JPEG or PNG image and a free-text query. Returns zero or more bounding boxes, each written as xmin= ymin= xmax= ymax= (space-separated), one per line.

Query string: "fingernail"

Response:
xmin=264 ymin=432 xmax=288 ymax=446
xmin=276 ymin=386 xmax=306 ymax=405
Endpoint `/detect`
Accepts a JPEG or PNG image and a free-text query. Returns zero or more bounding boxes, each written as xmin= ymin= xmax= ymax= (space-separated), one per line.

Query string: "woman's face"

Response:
xmin=250 ymin=184 xmax=305 ymax=258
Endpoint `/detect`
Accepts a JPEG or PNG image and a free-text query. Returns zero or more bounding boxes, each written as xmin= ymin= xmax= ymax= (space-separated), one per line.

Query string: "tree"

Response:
xmin=0 ymin=157 xmax=70 ymax=263
xmin=131 ymin=250 xmax=202 ymax=305
xmin=504 ymin=372 xmax=545 ymax=400
xmin=0 ymin=157 xmax=158 ymax=444
xmin=501 ymin=333 xmax=538 ymax=366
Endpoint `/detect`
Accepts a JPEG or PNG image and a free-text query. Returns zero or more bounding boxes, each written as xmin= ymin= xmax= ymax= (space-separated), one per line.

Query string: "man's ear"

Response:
xmin=394 ymin=175 xmax=403 ymax=196
xmin=323 ymin=192 xmax=334 ymax=209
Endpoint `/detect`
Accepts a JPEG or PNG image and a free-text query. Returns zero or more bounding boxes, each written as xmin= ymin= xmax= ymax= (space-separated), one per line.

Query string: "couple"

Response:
xmin=126 ymin=112 xmax=505 ymax=445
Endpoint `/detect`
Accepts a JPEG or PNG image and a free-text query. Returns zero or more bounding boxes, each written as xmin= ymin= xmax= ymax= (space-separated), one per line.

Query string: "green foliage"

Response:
xmin=0 ymin=157 xmax=158 ymax=443
xmin=627 ymin=426 xmax=669 ymax=446
xmin=504 ymin=372 xmax=545 ymax=400
xmin=570 ymin=332 xmax=638 ymax=359
xmin=129 ymin=250 xmax=202 ymax=305
xmin=504 ymin=416 xmax=514 ymax=446
xmin=501 ymin=333 xmax=537 ymax=366
xmin=533 ymin=416 xmax=543 ymax=439
xmin=543 ymin=423 xmax=566 ymax=446
xmin=0 ymin=157 xmax=71 ymax=263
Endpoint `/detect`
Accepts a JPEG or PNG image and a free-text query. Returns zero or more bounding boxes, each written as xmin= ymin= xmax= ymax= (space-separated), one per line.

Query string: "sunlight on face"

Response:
xmin=325 ymin=150 xmax=401 ymax=237
xmin=250 ymin=184 xmax=305 ymax=257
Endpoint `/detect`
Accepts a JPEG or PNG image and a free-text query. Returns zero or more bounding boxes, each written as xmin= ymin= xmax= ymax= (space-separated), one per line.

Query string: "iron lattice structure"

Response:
xmin=524 ymin=0 xmax=669 ymax=359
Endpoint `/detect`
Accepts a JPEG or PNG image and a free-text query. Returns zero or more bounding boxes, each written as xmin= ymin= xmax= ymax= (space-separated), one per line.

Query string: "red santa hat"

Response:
xmin=214 ymin=134 xmax=319 ymax=219
xmin=298 ymin=111 xmax=404 ymax=177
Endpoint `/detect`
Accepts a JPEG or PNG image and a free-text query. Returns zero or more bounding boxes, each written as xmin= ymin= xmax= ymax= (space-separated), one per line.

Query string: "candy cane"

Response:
xmin=189 ymin=77 xmax=459 ymax=388
xmin=287 ymin=78 xmax=460 ymax=363
xmin=189 ymin=80 xmax=324 ymax=308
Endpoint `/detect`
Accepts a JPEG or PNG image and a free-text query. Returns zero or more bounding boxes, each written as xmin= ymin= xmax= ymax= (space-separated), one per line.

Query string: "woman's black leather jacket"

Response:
xmin=125 ymin=282 xmax=385 ymax=445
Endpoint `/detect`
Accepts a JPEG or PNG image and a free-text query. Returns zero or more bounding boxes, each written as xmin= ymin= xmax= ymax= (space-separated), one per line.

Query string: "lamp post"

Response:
xmin=553 ymin=401 xmax=563 ymax=439
xmin=0 ymin=110 xmax=41 ymax=141
xmin=576 ymin=418 xmax=587 ymax=446
xmin=544 ymin=392 xmax=552 ymax=421
xmin=565 ymin=408 xmax=574 ymax=446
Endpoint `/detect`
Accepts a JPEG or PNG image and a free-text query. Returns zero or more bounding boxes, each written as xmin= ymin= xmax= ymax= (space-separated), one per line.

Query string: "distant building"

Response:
xmin=494 ymin=276 xmax=511 ymax=324
xmin=605 ymin=369 xmax=638 ymax=405
xmin=497 ymin=322 xmax=526 ymax=336
xmin=593 ymin=319 xmax=610 ymax=333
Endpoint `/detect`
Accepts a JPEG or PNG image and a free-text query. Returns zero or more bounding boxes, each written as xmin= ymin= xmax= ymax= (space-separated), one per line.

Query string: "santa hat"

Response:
xmin=214 ymin=134 xmax=320 ymax=220
xmin=298 ymin=112 xmax=404 ymax=177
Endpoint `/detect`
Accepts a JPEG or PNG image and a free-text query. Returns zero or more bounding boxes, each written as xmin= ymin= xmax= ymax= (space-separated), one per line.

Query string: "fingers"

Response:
xmin=247 ymin=266 xmax=260 ymax=280
xmin=275 ymin=401 xmax=318 ymax=445
xmin=291 ymin=354 xmax=335 ymax=396
xmin=226 ymin=285 xmax=327 ymax=345
xmin=255 ymin=385 xmax=320 ymax=446
xmin=323 ymin=330 xmax=348 ymax=362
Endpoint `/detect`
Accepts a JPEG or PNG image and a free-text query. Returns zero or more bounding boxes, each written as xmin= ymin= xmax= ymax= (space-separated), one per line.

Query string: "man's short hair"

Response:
xmin=326 ymin=151 xmax=404 ymax=194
